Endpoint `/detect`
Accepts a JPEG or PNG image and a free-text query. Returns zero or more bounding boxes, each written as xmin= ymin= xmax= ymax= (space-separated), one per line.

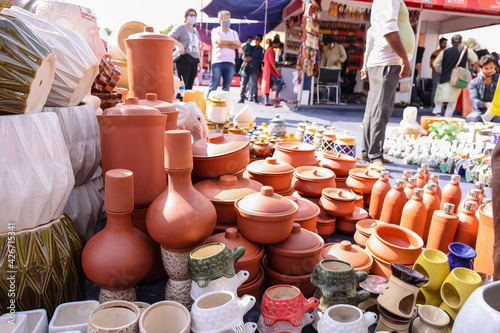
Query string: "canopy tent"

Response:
xmin=196 ymin=21 xmax=279 ymax=44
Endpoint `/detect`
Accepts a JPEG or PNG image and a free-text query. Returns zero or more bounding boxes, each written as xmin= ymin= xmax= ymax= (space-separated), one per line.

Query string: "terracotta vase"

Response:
xmin=421 ymin=164 xmax=430 ymax=183
xmin=246 ymin=157 xmax=295 ymax=191
xmin=458 ymin=188 xmax=481 ymax=213
xmin=474 ymin=181 xmax=486 ymax=204
xmin=125 ymin=26 xmax=174 ymax=102
xmin=400 ymin=188 xmax=427 ymax=238
xmin=454 ymin=201 xmax=479 ymax=248
xmin=320 ymin=152 xmax=356 ymax=177
xmin=475 ymin=202 xmax=494 ymax=276
xmin=319 ymin=241 xmax=373 ymax=272
xmin=402 ymin=169 xmax=412 ymax=182
xmin=440 ymin=175 xmax=462 ymax=213
xmin=369 ymin=171 xmax=391 ymax=220
xmin=319 ymin=188 xmax=356 ymax=217
xmin=87 ymin=301 xmax=140 ymax=333
xmin=428 ymin=173 xmax=442 ymax=200
xmin=292 ymin=166 xmax=336 ymax=198
xmin=379 ymin=179 xmax=408 ymax=225
xmin=426 ymin=203 xmax=459 ymax=254
xmin=287 ymin=196 xmax=320 ymax=231
xmin=404 ymin=177 xmax=417 ymax=200
xmin=272 ymin=142 xmax=317 ymax=167
xmin=146 ymin=130 xmax=217 ymax=252
xmin=82 ymin=169 xmax=155 ymax=302
xmin=139 ymin=93 xmax=178 ymax=130
xmin=422 ymin=182 xmax=441 ymax=243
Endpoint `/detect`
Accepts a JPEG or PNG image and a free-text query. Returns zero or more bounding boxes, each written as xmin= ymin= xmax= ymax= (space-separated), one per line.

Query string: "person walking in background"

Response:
xmin=169 ymin=8 xmax=200 ymax=90
xmin=432 ymin=34 xmax=478 ymax=117
xmin=208 ymin=10 xmax=240 ymax=96
xmin=430 ymin=37 xmax=447 ymax=108
xmin=239 ymin=34 xmax=264 ymax=104
xmin=262 ymin=37 xmax=283 ymax=107
xmin=469 ymin=54 xmax=499 ymax=122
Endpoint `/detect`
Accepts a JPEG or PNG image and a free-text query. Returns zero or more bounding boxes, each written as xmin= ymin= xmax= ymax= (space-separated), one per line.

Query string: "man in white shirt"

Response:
xmin=362 ymin=0 xmax=414 ymax=170
xmin=208 ymin=10 xmax=241 ymax=96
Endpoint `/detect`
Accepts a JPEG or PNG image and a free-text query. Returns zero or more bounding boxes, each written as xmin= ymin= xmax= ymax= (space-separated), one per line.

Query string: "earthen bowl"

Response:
xmin=320 ymin=188 xmax=356 ymax=217
xmin=346 ymin=169 xmax=379 ymax=194
xmin=246 ymin=157 xmax=294 ymax=191
xmin=320 ymin=151 xmax=356 ymax=176
xmin=292 ymin=166 xmax=336 ymax=197
xmin=365 ymin=243 xmax=413 ymax=279
xmin=273 ymin=142 xmax=318 ymax=167
xmin=262 ymin=256 xmax=315 ymax=297
xmin=353 ymin=219 xmax=386 ymax=248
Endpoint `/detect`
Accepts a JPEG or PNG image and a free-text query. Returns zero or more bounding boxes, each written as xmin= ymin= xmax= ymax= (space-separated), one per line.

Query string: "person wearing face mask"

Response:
xmin=208 ymin=10 xmax=241 ymax=96
xmin=320 ymin=36 xmax=347 ymax=68
xmin=169 ymin=8 xmax=200 ymax=90
xmin=468 ymin=54 xmax=499 ymax=123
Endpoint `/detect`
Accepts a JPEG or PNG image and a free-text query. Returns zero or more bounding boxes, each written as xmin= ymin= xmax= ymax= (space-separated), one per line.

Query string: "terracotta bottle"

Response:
xmin=427 ymin=173 xmax=442 ymax=200
xmin=440 ymin=175 xmax=462 ymax=213
xmin=426 ymin=203 xmax=459 ymax=253
xmin=369 ymin=170 xmax=391 ymax=220
xmin=421 ymin=163 xmax=430 ymax=183
xmin=82 ymin=169 xmax=154 ymax=301
xmin=400 ymin=188 xmax=427 ymax=238
xmin=415 ymin=168 xmax=427 ymax=189
xmin=401 ymin=169 xmax=412 ymax=182
xmin=379 ymin=179 xmax=408 ymax=225
xmin=404 ymin=177 xmax=417 ymax=200
xmin=146 ymin=130 xmax=217 ymax=252
xmin=454 ymin=201 xmax=479 ymax=248
xmin=422 ymin=182 xmax=441 ymax=243
xmin=474 ymin=181 xmax=486 ymax=204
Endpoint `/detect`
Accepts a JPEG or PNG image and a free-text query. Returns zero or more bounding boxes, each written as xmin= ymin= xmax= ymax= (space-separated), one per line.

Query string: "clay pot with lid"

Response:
xmin=335 ymin=207 xmax=368 ymax=235
xmin=192 ymin=133 xmax=250 ymax=179
xmin=320 ymin=241 xmax=373 ymax=272
xmin=273 ymin=142 xmax=317 ymax=167
xmin=262 ymin=256 xmax=316 ymax=297
xmin=354 ymin=219 xmax=386 ymax=248
xmin=320 ymin=152 xmax=355 ymax=177
xmin=125 ymin=26 xmax=174 ymax=102
xmin=405 ymin=177 xmax=417 ymax=200
xmin=235 ymin=186 xmax=299 ymax=244
xmin=440 ymin=175 xmax=462 ymax=213
xmin=266 ymin=223 xmax=325 ymax=276
xmin=194 ymin=175 xmax=262 ymax=224
xmin=246 ymin=157 xmax=294 ymax=191
xmin=319 ymin=188 xmax=356 ymax=217
xmin=139 ymin=93 xmax=178 ymax=130
xmin=251 ymin=139 xmax=272 ymax=158
xmin=379 ymin=179 xmax=408 ymax=225
xmin=346 ymin=169 xmax=379 ymax=194
xmin=400 ymin=188 xmax=428 ymax=238
xmin=369 ymin=171 xmax=391 ymax=220
xmin=287 ymin=196 xmax=320 ymax=231
xmin=292 ymin=166 xmax=336 ymax=197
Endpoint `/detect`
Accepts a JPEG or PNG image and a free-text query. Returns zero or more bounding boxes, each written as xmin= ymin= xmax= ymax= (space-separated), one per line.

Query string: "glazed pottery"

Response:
xmin=422 ymin=182 xmax=441 ymax=243
xmin=98 ymin=97 xmax=167 ymax=207
xmin=454 ymin=201 xmax=479 ymax=248
xmin=273 ymin=142 xmax=317 ymax=167
xmin=377 ymin=263 xmax=428 ymax=318
xmin=206 ymin=96 xmax=227 ymax=123
xmin=188 ymin=243 xmax=245 ymax=288
xmin=237 ymin=266 xmax=264 ymax=299
xmin=400 ymin=188 xmax=427 ymax=238
xmin=49 ymin=301 xmax=99 ymax=333
xmin=125 ymin=26 xmax=174 ymax=102
xmin=451 ymin=281 xmax=500 ymax=333
xmin=192 ymin=133 xmax=250 ymax=179
xmin=415 ymin=168 xmax=427 ymax=189
xmin=251 ymin=139 xmax=272 ymax=158
xmin=0 ymin=313 xmax=27 ymax=333
xmin=165 ymin=279 xmax=192 ymax=310
xmin=190 ymin=291 xmax=256 ymax=333
xmin=3 ymin=309 xmax=48 ymax=333
xmin=147 ymin=130 xmax=217 ymax=251
xmin=426 ymin=203 xmax=459 ymax=254
xmin=440 ymin=175 xmax=462 ymax=213
xmin=257 ymin=313 xmax=313 ymax=333
xmin=379 ymin=179 xmax=408 ymax=225
xmin=87 ymin=301 xmax=140 ymax=333
xmin=335 ymin=207 xmax=368 ymax=235
xmin=439 ymin=267 xmax=482 ymax=319
xmin=369 ymin=171 xmax=392 ymax=220
xmin=194 ymin=175 xmax=262 ymax=224
xmin=287 ymin=196 xmax=320 ymax=231
xmin=139 ymin=301 xmax=190 ymax=333
xmin=366 ymin=223 xmax=424 ymax=264
xmin=246 ymin=157 xmax=294 ymax=191
xmin=261 ymin=285 xmax=319 ymax=327
xmin=447 ymin=242 xmax=476 ymax=271
xmin=319 ymin=188 xmax=356 ymax=217
xmin=413 ymin=249 xmax=450 ymax=291
xmin=412 ymin=305 xmax=449 ymax=333
xmin=235 ymin=186 xmax=298 ymax=244
xmin=353 ymin=219 xmax=385 ymax=248
xmin=317 ymin=304 xmax=377 ymax=333
xmin=139 ymin=93 xmax=179 ymax=130
xmin=311 ymin=259 xmax=370 ymax=310
xmin=375 ymin=304 xmax=418 ymax=333
xmin=292 ymin=166 xmax=336 ymax=197
xmin=319 ymin=241 xmax=373 ymax=272
xmin=404 ymin=177 xmax=417 ymax=201
xmin=263 ymin=256 xmax=315 ymax=297
xmin=269 ymin=114 xmax=287 ymax=138
xmin=428 ymin=173 xmax=442 ymax=200
xmin=475 ymin=202 xmax=494 ymax=276
xmin=333 ymin=133 xmax=356 ymax=157
xmin=266 ymin=224 xmax=325 ymax=276
xmin=82 ymin=169 xmax=154 ymax=302
xmin=346 ymin=169 xmax=379 ymax=194
xmin=417 ymin=287 xmax=443 ymax=307
xmin=190 ymin=270 xmax=250 ymax=300
xmin=320 ymin=152 xmax=356 ymax=177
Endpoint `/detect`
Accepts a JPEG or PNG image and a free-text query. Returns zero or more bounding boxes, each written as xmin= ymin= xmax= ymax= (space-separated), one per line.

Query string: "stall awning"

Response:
xmin=196 ymin=21 xmax=279 ymax=44
xmin=202 ymin=0 xmax=292 ymax=22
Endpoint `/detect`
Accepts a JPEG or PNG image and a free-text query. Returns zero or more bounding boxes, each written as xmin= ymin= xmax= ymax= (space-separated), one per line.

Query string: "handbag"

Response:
xmin=450 ymin=46 xmax=471 ymax=88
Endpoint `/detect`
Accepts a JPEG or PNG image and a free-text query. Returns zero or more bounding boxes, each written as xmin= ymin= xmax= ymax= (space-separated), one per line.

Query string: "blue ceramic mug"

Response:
xmin=447 ymin=242 xmax=476 ymax=271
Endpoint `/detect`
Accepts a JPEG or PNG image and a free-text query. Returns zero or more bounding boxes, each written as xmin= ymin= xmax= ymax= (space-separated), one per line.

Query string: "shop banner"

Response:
xmin=410 ymin=0 xmax=500 ymax=13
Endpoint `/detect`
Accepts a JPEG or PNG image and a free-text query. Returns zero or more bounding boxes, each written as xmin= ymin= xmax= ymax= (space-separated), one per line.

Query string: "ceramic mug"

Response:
xmin=317 ymin=304 xmax=377 ymax=333
xmin=87 ymin=301 xmax=140 ymax=333
xmin=447 ymin=242 xmax=476 ymax=271
xmin=257 ymin=312 xmax=314 ymax=333
xmin=190 ymin=270 xmax=250 ymax=301
xmin=412 ymin=305 xmax=449 ymax=333
xmin=139 ymin=301 xmax=190 ymax=333
xmin=413 ymin=248 xmax=450 ymax=291
xmin=439 ymin=267 xmax=482 ymax=319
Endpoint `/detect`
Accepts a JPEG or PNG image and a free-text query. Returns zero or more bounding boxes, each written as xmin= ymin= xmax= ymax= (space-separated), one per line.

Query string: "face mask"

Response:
xmin=187 ymin=16 xmax=196 ymax=25
xmin=222 ymin=20 xmax=231 ymax=28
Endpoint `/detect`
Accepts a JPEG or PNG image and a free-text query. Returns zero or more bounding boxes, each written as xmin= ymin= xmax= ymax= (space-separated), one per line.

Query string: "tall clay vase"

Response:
xmin=440 ymin=175 xmax=462 ymax=213
xmin=454 ymin=201 xmax=479 ymax=249
xmin=82 ymin=169 xmax=155 ymax=302
xmin=369 ymin=170 xmax=391 ymax=220
xmin=379 ymin=179 xmax=408 ymax=225
xmin=474 ymin=202 xmax=494 ymax=276
xmin=422 ymin=182 xmax=441 ymax=243
xmin=125 ymin=26 xmax=175 ymax=103
xmin=426 ymin=203 xmax=459 ymax=254
xmin=400 ymin=188 xmax=427 ymax=238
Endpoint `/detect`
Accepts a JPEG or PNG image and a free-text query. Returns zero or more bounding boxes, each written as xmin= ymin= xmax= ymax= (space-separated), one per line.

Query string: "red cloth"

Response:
xmin=262 ymin=47 xmax=277 ymax=94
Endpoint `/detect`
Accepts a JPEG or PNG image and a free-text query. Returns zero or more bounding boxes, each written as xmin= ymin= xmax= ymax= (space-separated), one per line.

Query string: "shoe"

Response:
xmin=264 ymin=103 xmax=273 ymax=106
xmin=273 ymin=104 xmax=283 ymax=108
xmin=275 ymin=98 xmax=284 ymax=102
xmin=238 ymin=98 xmax=245 ymax=103
xmin=432 ymin=108 xmax=441 ymax=115
xmin=255 ymin=99 xmax=259 ymax=104
xmin=381 ymin=157 xmax=393 ymax=164
xmin=361 ymin=155 xmax=370 ymax=162
xmin=249 ymin=98 xmax=254 ymax=102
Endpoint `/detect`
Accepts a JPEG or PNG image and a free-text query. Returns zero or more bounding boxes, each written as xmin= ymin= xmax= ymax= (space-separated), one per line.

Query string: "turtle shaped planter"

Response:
xmin=188 ymin=243 xmax=246 ymax=288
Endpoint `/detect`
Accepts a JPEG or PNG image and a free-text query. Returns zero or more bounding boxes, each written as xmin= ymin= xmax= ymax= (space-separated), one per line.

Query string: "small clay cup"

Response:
xmin=87 ymin=301 xmax=140 ymax=333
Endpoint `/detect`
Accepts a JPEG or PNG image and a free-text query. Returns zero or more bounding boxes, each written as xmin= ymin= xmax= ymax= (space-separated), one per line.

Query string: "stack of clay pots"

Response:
xmin=320 ymin=151 xmax=356 ymax=188
xmin=246 ymin=157 xmax=295 ymax=196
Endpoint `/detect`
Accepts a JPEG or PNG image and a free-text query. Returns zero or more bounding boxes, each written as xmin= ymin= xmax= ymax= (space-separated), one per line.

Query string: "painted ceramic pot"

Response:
xmin=87 ymin=301 xmax=140 ymax=333
xmin=49 ymin=300 xmax=99 ymax=333
xmin=188 ymin=243 xmax=245 ymax=288
xmin=139 ymin=301 xmax=190 ymax=333
xmin=320 ymin=188 xmax=356 ymax=217
xmin=317 ymin=304 xmax=377 ymax=333
xmin=251 ymin=139 xmax=272 ymax=158
xmin=287 ymin=196 xmax=320 ymax=231
xmin=447 ymin=242 xmax=476 ymax=271
xmin=412 ymin=305 xmax=449 ymax=333
xmin=261 ymin=285 xmax=319 ymax=327
xmin=335 ymin=207 xmax=369 ymax=235
xmin=139 ymin=93 xmax=179 ymax=130
xmin=413 ymin=249 xmax=450 ymax=291
xmin=292 ymin=166 xmax=336 ymax=197
xmin=190 ymin=270 xmax=249 ymax=301
xmin=375 ymin=304 xmax=418 ymax=333
xmin=257 ymin=313 xmax=314 ymax=333
xmin=268 ymin=114 xmax=287 ymax=138
xmin=263 ymin=256 xmax=315 ymax=297
xmin=346 ymin=169 xmax=379 ymax=194
xmin=475 ymin=202 xmax=494 ymax=276
xmin=246 ymin=158 xmax=295 ymax=192
xmin=0 ymin=313 xmax=27 ymax=333
xmin=439 ymin=267 xmax=482 ymax=319
xmin=192 ymin=133 xmax=250 ymax=179
xmin=319 ymin=241 xmax=373 ymax=272
xmin=320 ymin=152 xmax=355 ymax=177
xmin=273 ymin=142 xmax=317 ymax=167
xmin=237 ymin=266 xmax=264 ymax=299
xmin=353 ymin=219 xmax=385 ymax=248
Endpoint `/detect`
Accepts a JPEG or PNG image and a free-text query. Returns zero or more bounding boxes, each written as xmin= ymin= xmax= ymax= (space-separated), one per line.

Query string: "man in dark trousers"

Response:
xmin=239 ymin=34 xmax=264 ymax=103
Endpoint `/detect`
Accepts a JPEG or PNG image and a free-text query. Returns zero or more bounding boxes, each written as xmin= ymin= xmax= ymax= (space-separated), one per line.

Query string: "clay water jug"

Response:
xmin=146 ymin=130 xmax=217 ymax=252
xmin=440 ymin=175 xmax=462 ymax=213
xmin=423 ymin=182 xmax=441 ymax=243
xmin=404 ymin=177 xmax=417 ymax=200
xmin=369 ymin=171 xmax=391 ymax=220
xmin=415 ymin=168 xmax=427 ymax=189
xmin=401 ymin=169 xmax=412 ymax=182
xmin=427 ymin=173 xmax=442 ymax=200
xmin=474 ymin=181 xmax=486 ymax=204
xmin=421 ymin=164 xmax=430 ymax=183
xmin=379 ymin=179 xmax=408 ymax=225
xmin=400 ymin=188 xmax=427 ymax=238
xmin=458 ymin=188 xmax=481 ymax=213
xmin=454 ymin=201 xmax=479 ymax=248
xmin=426 ymin=203 xmax=459 ymax=254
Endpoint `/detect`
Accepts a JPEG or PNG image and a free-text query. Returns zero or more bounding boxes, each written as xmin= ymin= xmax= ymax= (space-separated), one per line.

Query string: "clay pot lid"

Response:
xmin=286 ymin=196 xmax=320 ymax=221
xmin=341 ymin=207 xmax=368 ymax=221
xmin=349 ymin=168 xmax=379 ymax=180
xmin=246 ymin=157 xmax=294 ymax=175
xmin=207 ymin=96 xmax=227 ymax=107
xmin=390 ymin=263 xmax=428 ymax=287
xmin=322 ymin=188 xmax=356 ymax=202
xmin=317 ymin=209 xmax=336 ymax=224
xmin=192 ymin=133 xmax=249 ymax=158
xmin=270 ymin=114 xmax=286 ymax=124
xmin=294 ymin=166 xmax=335 ymax=181
xmin=103 ymin=97 xmax=161 ymax=115
xmin=275 ymin=141 xmax=315 ymax=153
xmin=237 ymin=186 xmax=298 ymax=216
xmin=320 ymin=241 xmax=373 ymax=272
xmin=127 ymin=26 xmax=174 ymax=40
xmin=267 ymin=223 xmax=324 ymax=255
xmin=204 ymin=227 xmax=262 ymax=259
xmin=322 ymin=151 xmax=356 ymax=162
xmin=194 ymin=175 xmax=262 ymax=203
xmin=139 ymin=93 xmax=177 ymax=114
xmin=356 ymin=219 xmax=385 ymax=235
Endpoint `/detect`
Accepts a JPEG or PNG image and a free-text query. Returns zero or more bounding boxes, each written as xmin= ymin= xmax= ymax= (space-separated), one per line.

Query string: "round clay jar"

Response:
xmin=320 ymin=188 xmax=356 ymax=217
xmin=319 ymin=241 xmax=373 ymax=272
xmin=273 ymin=142 xmax=317 ymax=167
xmin=320 ymin=152 xmax=356 ymax=177
xmin=246 ymin=157 xmax=295 ymax=191
xmin=346 ymin=169 xmax=379 ymax=194
xmin=286 ymin=196 xmax=320 ymax=232
xmin=292 ymin=166 xmax=336 ymax=198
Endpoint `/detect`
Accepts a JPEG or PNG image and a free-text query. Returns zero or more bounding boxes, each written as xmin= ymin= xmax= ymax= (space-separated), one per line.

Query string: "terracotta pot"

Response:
xmin=266 ymin=224 xmax=325 ymax=276
xmin=364 ymin=244 xmax=394 ymax=279
xmin=319 ymin=188 xmax=356 ymax=217
xmin=237 ymin=266 xmax=264 ymax=299
xmin=263 ymin=256 xmax=315 ymax=297
xmin=400 ymin=188 xmax=427 ymax=238
xmin=474 ymin=202 xmax=494 ymax=276
xmin=379 ymin=179 xmax=408 ymax=225
xmin=273 ymin=142 xmax=317 ymax=167
xmin=366 ymin=223 xmax=424 ymax=264
xmin=139 ymin=301 xmax=190 ymax=333
xmin=316 ymin=210 xmax=336 ymax=238
xmin=454 ymin=201 xmax=479 ymax=249
xmin=125 ymin=27 xmax=174 ymax=102
xmin=428 ymin=173 xmax=443 ymax=200
xmin=192 ymin=133 xmax=250 ymax=179
xmin=405 ymin=177 xmax=417 ymax=200
xmin=276 ymin=185 xmax=295 ymax=196
xmin=246 ymin=157 xmax=294 ymax=191
xmin=346 ymin=169 xmax=378 ymax=194
xmin=423 ymin=182 xmax=441 ymax=243
xmin=320 ymin=152 xmax=356 ymax=177
xmin=369 ymin=171 xmax=391 ymax=220
xmin=415 ymin=168 xmax=427 ymax=189
xmin=286 ymin=196 xmax=319 ymax=231
xmin=335 ymin=176 xmax=348 ymax=188
xmin=87 ymin=301 xmax=140 ymax=333
xmin=235 ymin=186 xmax=298 ymax=244
xmin=426 ymin=203 xmax=459 ymax=254
xmin=440 ymin=175 xmax=462 ymax=214
xmin=292 ymin=166 xmax=336 ymax=197
xmin=320 ymin=241 xmax=373 ymax=272
xmin=353 ymin=219 xmax=385 ymax=248
xmin=354 ymin=192 xmax=364 ymax=208
xmin=139 ymin=93 xmax=178 ymax=130
xmin=251 ymin=139 xmax=272 ymax=158
xmin=335 ymin=207 xmax=368 ymax=235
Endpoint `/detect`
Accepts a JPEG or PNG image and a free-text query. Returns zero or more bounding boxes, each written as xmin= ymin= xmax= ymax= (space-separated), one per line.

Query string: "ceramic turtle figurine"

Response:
xmin=188 ymin=243 xmax=246 ymax=288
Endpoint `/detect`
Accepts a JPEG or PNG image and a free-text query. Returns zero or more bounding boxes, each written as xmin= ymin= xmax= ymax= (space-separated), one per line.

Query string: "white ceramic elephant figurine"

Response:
xmin=175 ymin=102 xmax=209 ymax=142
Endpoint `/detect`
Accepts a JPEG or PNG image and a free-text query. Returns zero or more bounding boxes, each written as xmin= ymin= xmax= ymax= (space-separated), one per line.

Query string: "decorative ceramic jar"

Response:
xmin=246 ymin=157 xmax=294 ymax=191
xmin=292 ymin=166 xmax=336 ymax=197
xmin=475 ymin=202 xmax=494 ymax=276
xmin=287 ymin=196 xmax=320 ymax=231
xmin=333 ymin=132 xmax=356 ymax=157
xmin=317 ymin=304 xmax=377 ymax=333
xmin=320 ymin=152 xmax=355 ymax=177
xmin=269 ymin=114 xmax=287 ymax=138
xmin=257 ymin=313 xmax=313 ymax=333
xmin=295 ymin=121 xmax=307 ymax=142
xmin=412 ymin=305 xmax=449 ymax=333
xmin=413 ymin=249 xmax=450 ymax=291
xmin=353 ymin=219 xmax=385 ymax=248
xmin=49 ymin=301 xmax=99 ymax=333
xmin=273 ymin=142 xmax=317 ymax=167
xmin=87 ymin=301 xmax=140 ymax=333
xmin=139 ymin=301 xmax=190 ymax=333
xmin=319 ymin=241 xmax=373 ymax=272
xmin=251 ymin=139 xmax=272 ymax=158
xmin=427 ymin=203 xmax=459 ymax=254
xmin=320 ymin=188 xmax=356 ymax=217
xmin=454 ymin=201 xmax=479 ymax=248
xmin=139 ymin=93 xmax=178 ymax=130
xmin=206 ymin=96 xmax=227 ymax=123
xmin=375 ymin=304 xmax=418 ymax=333
xmin=439 ymin=267 xmax=482 ymax=319
xmin=379 ymin=179 xmax=409 ymax=225
xmin=190 ymin=270 xmax=250 ymax=301
xmin=335 ymin=207 xmax=368 ymax=235
xmin=447 ymin=242 xmax=476 ymax=271
xmin=440 ymin=175 xmax=462 ymax=213
xmin=422 ymin=182 xmax=441 ymax=243
xmin=400 ymin=188 xmax=427 ymax=238
xmin=262 ymin=256 xmax=316 ymax=297
xmin=346 ymin=169 xmax=379 ymax=194
xmin=369 ymin=171 xmax=392 ymax=220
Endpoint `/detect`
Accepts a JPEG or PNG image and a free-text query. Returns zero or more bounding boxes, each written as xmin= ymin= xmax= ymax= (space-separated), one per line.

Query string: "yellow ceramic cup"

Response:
xmin=440 ymin=267 xmax=482 ymax=316
xmin=417 ymin=288 xmax=442 ymax=307
xmin=413 ymin=249 xmax=450 ymax=291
